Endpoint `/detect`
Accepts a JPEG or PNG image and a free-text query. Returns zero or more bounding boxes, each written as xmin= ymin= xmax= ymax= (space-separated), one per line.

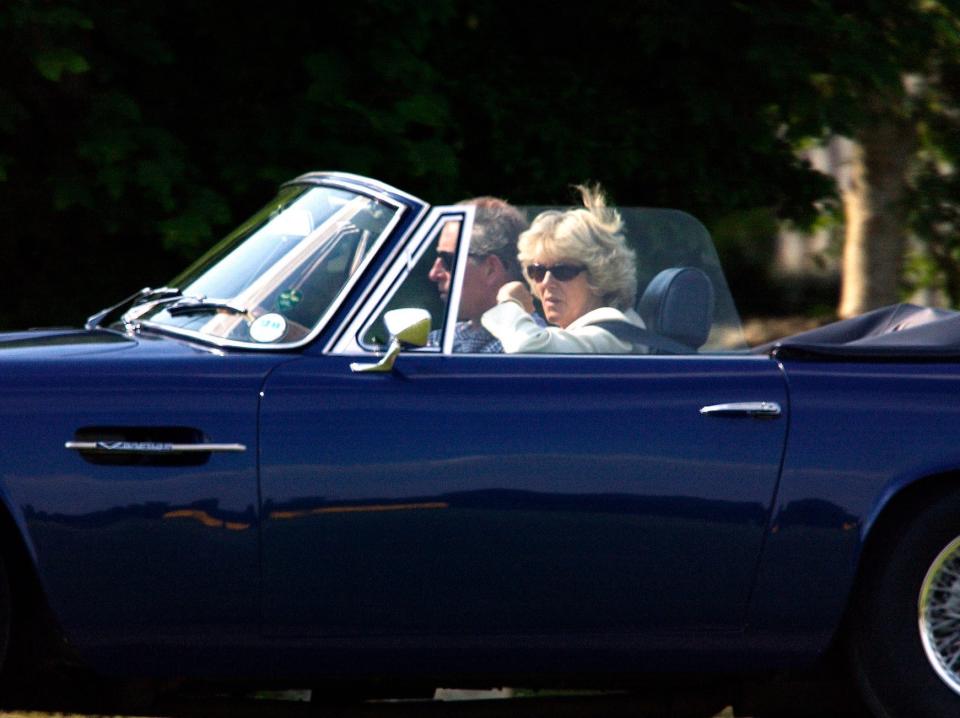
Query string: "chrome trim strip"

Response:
xmin=441 ymin=210 xmax=475 ymax=355
xmin=325 ymin=208 xmax=440 ymax=353
xmin=699 ymin=401 xmax=782 ymax=418
xmin=65 ymin=441 xmax=247 ymax=453
xmin=287 ymin=171 xmax=426 ymax=206
xmin=324 ymin=348 xmax=772 ymax=362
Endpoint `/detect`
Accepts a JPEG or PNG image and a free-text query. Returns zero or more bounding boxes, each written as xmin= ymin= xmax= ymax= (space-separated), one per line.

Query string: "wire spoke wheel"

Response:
xmin=920 ymin=535 xmax=960 ymax=694
xmin=848 ymin=488 xmax=960 ymax=718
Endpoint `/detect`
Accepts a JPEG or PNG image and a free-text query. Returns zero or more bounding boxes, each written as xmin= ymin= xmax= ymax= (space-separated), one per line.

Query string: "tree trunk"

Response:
xmin=837 ymin=119 xmax=916 ymax=318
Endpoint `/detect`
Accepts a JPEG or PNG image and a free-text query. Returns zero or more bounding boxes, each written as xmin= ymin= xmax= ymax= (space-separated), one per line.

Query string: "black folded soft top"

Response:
xmin=764 ymin=303 xmax=960 ymax=360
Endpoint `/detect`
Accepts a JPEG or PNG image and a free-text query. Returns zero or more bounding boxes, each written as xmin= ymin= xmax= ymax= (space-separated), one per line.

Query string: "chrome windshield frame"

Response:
xmin=324 ymin=205 xmax=476 ymax=356
xmin=129 ymin=173 xmax=427 ymax=351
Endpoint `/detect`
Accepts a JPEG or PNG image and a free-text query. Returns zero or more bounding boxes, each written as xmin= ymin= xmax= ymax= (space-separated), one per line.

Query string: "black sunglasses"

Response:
xmin=435 ymin=251 xmax=457 ymax=271
xmin=524 ymin=263 xmax=587 ymax=283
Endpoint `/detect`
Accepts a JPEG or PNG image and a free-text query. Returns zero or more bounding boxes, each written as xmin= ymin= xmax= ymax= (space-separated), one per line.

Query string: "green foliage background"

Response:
xmin=2 ymin=0 xmax=957 ymax=329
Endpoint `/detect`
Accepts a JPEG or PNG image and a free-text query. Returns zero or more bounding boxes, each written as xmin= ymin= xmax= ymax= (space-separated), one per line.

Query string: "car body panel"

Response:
xmin=0 ymin=328 xmax=139 ymax=356
xmin=0 ymin=332 xmax=289 ymax=650
xmin=259 ymin=354 xmax=788 ymax=639
xmin=2 ymin=171 xmax=959 ymax=696
xmin=747 ymin=359 xmax=960 ymax=647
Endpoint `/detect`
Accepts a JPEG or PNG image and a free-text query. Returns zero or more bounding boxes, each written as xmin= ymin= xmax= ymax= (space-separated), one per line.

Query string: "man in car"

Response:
xmin=427 ymin=197 xmax=531 ymax=352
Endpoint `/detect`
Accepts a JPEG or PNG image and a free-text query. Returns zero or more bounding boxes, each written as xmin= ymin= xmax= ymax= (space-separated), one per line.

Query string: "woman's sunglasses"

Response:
xmin=524 ymin=263 xmax=587 ymax=283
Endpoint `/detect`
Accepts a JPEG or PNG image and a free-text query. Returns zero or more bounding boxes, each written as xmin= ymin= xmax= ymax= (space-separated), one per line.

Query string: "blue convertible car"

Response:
xmin=3 ymin=172 xmax=960 ymax=717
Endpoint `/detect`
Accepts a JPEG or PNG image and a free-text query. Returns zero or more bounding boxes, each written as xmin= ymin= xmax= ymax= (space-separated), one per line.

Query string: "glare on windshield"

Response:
xmin=129 ymin=185 xmax=402 ymax=345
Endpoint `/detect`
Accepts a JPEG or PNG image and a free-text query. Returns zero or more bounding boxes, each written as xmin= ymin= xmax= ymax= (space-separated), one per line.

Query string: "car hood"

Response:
xmin=0 ymin=328 xmax=139 ymax=359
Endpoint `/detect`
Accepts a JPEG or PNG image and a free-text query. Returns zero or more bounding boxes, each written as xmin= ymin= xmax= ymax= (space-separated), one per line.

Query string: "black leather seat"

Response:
xmin=637 ymin=267 xmax=715 ymax=352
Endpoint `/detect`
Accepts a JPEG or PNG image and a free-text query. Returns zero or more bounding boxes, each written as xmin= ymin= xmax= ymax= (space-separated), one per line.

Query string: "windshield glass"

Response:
xmin=129 ymin=184 xmax=401 ymax=344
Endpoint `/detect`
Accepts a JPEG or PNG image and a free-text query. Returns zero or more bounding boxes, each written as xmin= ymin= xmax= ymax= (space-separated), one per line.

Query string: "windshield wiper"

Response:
xmin=165 ymin=298 xmax=248 ymax=316
xmin=86 ymin=286 xmax=182 ymax=329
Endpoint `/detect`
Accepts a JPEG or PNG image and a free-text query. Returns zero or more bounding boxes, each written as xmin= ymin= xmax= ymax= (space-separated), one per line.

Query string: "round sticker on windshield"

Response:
xmin=250 ymin=313 xmax=287 ymax=343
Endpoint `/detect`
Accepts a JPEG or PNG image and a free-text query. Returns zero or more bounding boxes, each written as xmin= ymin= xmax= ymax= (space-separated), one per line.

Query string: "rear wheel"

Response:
xmin=850 ymin=487 xmax=960 ymax=718
xmin=919 ymin=534 xmax=960 ymax=696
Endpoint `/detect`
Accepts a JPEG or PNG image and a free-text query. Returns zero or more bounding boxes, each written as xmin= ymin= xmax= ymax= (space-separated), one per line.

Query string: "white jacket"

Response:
xmin=481 ymin=301 xmax=647 ymax=354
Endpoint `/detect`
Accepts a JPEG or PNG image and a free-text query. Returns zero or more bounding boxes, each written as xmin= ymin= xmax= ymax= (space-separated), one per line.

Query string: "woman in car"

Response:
xmin=481 ymin=184 xmax=646 ymax=353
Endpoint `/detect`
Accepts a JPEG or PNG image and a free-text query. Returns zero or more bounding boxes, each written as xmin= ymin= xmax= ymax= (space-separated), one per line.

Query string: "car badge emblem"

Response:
xmin=96 ymin=441 xmax=173 ymax=452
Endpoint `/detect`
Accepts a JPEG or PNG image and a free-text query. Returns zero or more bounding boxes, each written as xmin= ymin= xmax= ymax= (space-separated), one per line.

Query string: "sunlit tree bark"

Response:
xmin=838 ymin=118 xmax=916 ymax=318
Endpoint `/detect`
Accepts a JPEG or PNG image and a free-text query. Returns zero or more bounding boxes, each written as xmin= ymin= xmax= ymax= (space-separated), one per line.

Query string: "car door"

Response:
xmin=0 ymin=342 xmax=280 ymax=654
xmin=258 ymin=208 xmax=790 ymax=642
xmin=260 ymin=353 xmax=787 ymax=639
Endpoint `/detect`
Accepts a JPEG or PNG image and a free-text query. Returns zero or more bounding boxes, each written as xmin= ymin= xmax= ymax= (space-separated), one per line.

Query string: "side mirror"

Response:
xmin=383 ymin=308 xmax=431 ymax=347
xmin=350 ymin=308 xmax=432 ymax=373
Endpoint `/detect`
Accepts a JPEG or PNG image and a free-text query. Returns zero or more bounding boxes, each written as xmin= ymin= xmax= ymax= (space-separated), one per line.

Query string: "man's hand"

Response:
xmin=497 ymin=281 xmax=535 ymax=313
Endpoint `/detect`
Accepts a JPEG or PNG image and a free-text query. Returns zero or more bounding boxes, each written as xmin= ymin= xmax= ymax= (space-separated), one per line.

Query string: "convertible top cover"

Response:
xmin=767 ymin=303 xmax=960 ymax=359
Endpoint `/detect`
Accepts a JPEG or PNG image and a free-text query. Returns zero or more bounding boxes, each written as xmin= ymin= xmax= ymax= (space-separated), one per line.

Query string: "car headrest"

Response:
xmin=637 ymin=267 xmax=715 ymax=351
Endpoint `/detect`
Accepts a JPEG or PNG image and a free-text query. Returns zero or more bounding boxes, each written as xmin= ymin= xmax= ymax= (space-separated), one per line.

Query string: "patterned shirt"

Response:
xmin=428 ymin=313 xmax=547 ymax=353
xmin=428 ymin=321 xmax=503 ymax=353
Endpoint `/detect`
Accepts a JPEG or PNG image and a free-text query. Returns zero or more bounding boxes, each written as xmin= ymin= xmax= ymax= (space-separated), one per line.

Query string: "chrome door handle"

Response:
xmin=65 ymin=441 xmax=246 ymax=454
xmin=699 ymin=402 xmax=782 ymax=419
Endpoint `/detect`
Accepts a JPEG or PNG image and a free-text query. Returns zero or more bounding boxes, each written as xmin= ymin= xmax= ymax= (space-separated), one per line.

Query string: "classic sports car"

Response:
xmin=2 ymin=171 xmax=960 ymax=717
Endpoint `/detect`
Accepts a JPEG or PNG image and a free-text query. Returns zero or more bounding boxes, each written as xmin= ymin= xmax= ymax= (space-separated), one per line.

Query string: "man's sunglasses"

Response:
xmin=435 ymin=250 xmax=487 ymax=271
xmin=524 ymin=263 xmax=587 ymax=283
xmin=435 ymin=251 xmax=457 ymax=271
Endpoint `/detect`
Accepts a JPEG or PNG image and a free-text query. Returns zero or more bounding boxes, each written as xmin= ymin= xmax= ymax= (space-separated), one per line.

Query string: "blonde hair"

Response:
xmin=517 ymin=184 xmax=637 ymax=310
